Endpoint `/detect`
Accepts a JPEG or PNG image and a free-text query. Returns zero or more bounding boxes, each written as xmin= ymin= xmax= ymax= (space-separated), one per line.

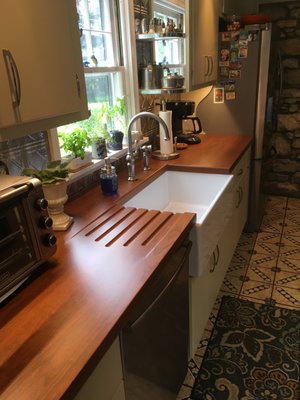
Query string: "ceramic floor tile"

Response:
xmin=230 ymin=249 xmax=253 ymax=266
xmin=220 ymin=274 xmax=244 ymax=294
xmin=265 ymin=195 xmax=287 ymax=210
xmin=274 ymin=270 xmax=300 ymax=289
xmin=226 ymin=260 xmax=249 ymax=277
xmin=286 ymin=197 xmax=300 ymax=209
xmin=279 ymin=245 xmax=300 ymax=260
xmin=246 ymin=263 xmax=276 ymax=284
xmin=259 ymin=217 xmax=284 ymax=234
xmin=252 ymin=240 xmax=280 ymax=257
xmin=256 ymin=231 xmax=282 ymax=245
xmin=279 ymin=235 xmax=300 ymax=247
xmin=176 ymin=384 xmax=192 ymax=400
xmin=239 ymin=280 xmax=272 ymax=302
xmin=272 ymin=285 xmax=300 ymax=309
xmin=236 ymin=232 xmax=257 ymax=251
xmin=282 ymin=222 xmax=300 ymax=237
xmin=247 ymin=253 xmax=278 ymax=269
xmin=277 ymin=256 xmax=300 ymax=274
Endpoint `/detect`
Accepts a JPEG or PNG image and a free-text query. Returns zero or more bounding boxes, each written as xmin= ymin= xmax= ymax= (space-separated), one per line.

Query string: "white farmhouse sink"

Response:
xmin=124 ymin=171 xmax=234 ymax=276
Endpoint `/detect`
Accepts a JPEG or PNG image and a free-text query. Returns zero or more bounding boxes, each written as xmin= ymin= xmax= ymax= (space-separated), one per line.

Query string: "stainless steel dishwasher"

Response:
xmin=120 ymin=239 xmax=192 ymax=400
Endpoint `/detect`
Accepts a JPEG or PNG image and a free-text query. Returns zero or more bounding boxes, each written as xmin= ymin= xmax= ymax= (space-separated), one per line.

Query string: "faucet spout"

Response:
xmin=126 ymin=111 xmax=171 ymax=181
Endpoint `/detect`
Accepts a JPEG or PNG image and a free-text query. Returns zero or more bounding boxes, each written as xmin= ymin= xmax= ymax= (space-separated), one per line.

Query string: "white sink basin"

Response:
xmin=124 ymin=171 xmax=234 ymax=276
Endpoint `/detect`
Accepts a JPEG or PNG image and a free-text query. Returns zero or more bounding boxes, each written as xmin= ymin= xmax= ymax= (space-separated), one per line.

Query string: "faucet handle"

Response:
xmin=141 ymin=145 xmax=152 ymax=171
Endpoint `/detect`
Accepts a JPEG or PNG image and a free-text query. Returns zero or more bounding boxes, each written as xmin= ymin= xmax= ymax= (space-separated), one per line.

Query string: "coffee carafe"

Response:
xmin=164 ymin=101 xmax=202 ymax=144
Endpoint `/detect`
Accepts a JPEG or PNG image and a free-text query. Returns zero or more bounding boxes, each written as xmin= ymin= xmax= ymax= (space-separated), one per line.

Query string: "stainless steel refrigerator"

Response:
xmin=196 ymin=24 xmax=278 ymax=232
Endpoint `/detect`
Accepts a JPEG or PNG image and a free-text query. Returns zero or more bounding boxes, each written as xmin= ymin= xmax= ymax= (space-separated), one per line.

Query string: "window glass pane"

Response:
xmin=77 ymin=0 xmax=116 ymax=67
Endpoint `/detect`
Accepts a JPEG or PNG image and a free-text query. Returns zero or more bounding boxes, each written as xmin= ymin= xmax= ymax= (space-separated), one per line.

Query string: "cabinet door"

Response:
xmin=0 ymin=0 xmax=82 ymax=128
xmin=189 ymin=0 xmax=219 ymax=90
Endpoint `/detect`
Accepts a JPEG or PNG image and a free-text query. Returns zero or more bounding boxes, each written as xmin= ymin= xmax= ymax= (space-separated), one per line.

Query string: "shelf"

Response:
xmin=136 ymin=33 xmax=185 ymax=41
xmin=139 ymin=87 xmax=186 ymax=95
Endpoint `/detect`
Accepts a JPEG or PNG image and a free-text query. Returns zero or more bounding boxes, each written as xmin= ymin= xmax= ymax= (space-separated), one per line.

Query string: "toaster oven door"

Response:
xmin=0 ymin=196 xmax=38 ymax=298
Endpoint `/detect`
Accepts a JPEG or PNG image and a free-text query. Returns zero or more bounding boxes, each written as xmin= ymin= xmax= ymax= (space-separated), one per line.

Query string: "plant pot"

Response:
xmin=42 ymin=180 xmax=73 ymax=231
xmin=108 ymin=130 xmax=124 ymax=151
xmin=91 ymin=138 xmax=107 ymax=159
xmin=63 ymin=152 xmax=93 ymax=172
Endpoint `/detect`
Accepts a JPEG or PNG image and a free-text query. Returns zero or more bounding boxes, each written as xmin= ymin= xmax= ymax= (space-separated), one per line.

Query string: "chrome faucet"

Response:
xmin=126 ymin=111 xmax=171 ymax=181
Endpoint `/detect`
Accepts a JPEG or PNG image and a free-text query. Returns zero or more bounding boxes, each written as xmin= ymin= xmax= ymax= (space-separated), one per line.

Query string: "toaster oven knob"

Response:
xmin=39 ymin=216 xmax=53 ymax=229
xmin=44 ymin=233 xmax=57 ymax=247
xmin=36 ymin=198 xmax=49 ymax=211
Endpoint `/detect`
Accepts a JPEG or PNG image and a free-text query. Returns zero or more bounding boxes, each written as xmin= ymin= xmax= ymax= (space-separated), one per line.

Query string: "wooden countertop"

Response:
xmin=0 ymin=134 xmax=252 ymax=400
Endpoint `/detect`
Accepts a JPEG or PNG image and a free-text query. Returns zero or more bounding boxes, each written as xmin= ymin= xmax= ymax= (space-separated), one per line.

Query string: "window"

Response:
xmin=153 ymin=0 xmax=185 ymax=67
xmin=53 ymin=0 xmax=138 ymax=159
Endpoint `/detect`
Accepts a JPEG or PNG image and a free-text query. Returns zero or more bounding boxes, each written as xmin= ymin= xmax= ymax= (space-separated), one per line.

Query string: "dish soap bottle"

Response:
xmin=100 ymin=157 xmax=118 ymax=196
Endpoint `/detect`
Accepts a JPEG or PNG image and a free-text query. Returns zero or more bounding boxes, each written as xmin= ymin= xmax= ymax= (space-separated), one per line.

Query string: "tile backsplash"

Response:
xmin=0 ymin=131 xmax=50 ymax=176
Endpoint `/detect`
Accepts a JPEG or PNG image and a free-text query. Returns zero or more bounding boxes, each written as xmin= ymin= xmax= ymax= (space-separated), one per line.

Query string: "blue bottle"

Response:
xmin=100 ymin=158 xmax=118 ymax=196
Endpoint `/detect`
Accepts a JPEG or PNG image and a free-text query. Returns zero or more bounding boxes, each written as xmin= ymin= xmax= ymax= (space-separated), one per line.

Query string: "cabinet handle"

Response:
xmin=76 ymin=74 xmax=81 ymax=97
xmin=209 ymin=56 xmax=214 ymax=76
xmin=237 ymin=168 xmax=243 ymax=176
xmin=235 ymin=186 xmax=243 ymax=208
xmin=2 ymin=49 xmax=21 ymax=107
xmin=204 ymin=56 xmax=209 ymax=77
xmin=210 ymin=244 xmax=220 ymax=273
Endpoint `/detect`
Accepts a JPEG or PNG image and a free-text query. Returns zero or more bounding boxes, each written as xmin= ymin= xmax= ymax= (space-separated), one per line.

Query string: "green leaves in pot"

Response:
xmin=58 ymin=128 xmax=91 ymax=160
xmin=22 ymin=160 xmax=69 ymax=184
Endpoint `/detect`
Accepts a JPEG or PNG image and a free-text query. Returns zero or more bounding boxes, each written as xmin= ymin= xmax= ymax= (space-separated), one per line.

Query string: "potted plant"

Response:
xmin=58 ymin=128 xmax=92 ymax=172
xmin=22 ymin=160 xmax=73 ymax=231
xmin=99 ymin=96 xmax=127 ymax=150
xmin=78 ymin=108 xmax=109 ymax=159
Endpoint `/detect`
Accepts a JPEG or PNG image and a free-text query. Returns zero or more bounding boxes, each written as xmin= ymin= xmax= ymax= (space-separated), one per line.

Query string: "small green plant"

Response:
xmin=58 ymin=128 xmax=91 ymax=159
xmin=77 ymin=108 xmax=110 ymax=142
xmin=22 ymin=160 xmax=69 ymax=184
xmin=99 ymin=96 xmax=127 ymax=133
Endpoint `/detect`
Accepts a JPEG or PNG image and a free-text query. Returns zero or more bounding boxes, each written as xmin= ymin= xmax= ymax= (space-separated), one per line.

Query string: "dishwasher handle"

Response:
xmin=127 ymin=240 xmax=192 ymax=331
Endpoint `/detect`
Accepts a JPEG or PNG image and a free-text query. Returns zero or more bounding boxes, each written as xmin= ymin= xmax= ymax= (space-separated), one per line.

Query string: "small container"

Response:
xmin=100 ymin=158 xmax=118 ymax=196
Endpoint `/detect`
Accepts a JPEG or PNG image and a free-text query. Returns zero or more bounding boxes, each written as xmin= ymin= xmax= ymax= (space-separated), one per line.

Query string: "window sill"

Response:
xmin=67 ymin=137 xmax=149 ymax=185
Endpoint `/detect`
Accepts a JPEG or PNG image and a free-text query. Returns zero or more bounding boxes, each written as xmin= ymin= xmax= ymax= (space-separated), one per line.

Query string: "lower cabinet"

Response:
xmin=189 ymin=148 xmax=250 ymax=357
xmin=74 ymin=338 xmax=125 ymax=400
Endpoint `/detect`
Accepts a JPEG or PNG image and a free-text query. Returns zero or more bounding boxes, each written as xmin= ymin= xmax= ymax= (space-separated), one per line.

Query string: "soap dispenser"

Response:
xmin=100 ymin=157 xmax=118 ymax=195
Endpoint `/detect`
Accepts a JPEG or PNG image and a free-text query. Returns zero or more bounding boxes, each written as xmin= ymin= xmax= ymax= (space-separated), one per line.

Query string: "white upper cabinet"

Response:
xmin=0 ymin=0 xmax=88 ymax=139
xmin=188 ymin=0 xmax=219 ymax=90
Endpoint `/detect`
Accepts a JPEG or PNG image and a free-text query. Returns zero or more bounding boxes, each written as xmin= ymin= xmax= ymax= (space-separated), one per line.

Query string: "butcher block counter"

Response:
xmin=0 ymin=134 xmax=252 ymax=400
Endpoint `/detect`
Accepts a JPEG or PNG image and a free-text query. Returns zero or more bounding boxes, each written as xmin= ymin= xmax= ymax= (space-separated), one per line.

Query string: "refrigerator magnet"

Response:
xmin=220 ymin=47 xmax=230 ymax=62
xmin=220 ymin=67 xmax=229 ymax=78
xmin=226 ymin=91 xmax=236 ymax=101
xmin=230 ymin=49 xmax=238 ymax=63
xmin=229 ymin=69 xmax=241 ymax=79
xmin=239 ymin=39 xmax=248 ymax=47
xmin=239 ymin=30 xmax=248 ymax=40
xmin=221 ymin=32 xmax=231 ymax=42
xmin=230 ymin=31 xmax=240 ymax=41
xmin=238 ymin=47 xmax=248 ymax=58
xmin=219 ymin=61 xmax=229 ymax=67
xmin=229 ymin=61 xmax=242 ymax=70
xmin=213 ymin=88 xmax=224 ymax=104
xmin=248 ymin=30 xmax=259 ymax=41
xmin=224 ymin=81 xmax=235 ymax=92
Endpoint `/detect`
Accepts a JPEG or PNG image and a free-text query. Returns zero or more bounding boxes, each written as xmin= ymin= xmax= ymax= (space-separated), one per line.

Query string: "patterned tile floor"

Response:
xmin=177 ymin=195 xmax=300 ymax=399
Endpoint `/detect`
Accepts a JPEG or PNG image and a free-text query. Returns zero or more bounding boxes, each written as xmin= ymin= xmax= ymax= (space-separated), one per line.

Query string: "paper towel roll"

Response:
xmin=159 ymin=110 xmax=173 ymax=155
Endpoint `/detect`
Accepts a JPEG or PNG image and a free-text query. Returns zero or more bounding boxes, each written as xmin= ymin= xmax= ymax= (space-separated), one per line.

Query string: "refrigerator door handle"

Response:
xmin=254 ymin=28 xmax=272 ymax=159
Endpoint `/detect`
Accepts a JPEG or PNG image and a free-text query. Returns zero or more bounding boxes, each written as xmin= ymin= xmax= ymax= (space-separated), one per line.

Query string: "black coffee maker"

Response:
xmin=164 ymin=101 xmax=202 ymax=144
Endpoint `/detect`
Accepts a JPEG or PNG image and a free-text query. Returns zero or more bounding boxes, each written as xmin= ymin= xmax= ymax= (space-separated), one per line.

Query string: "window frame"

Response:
xmin=48 ymin=0 xmax=140 ymax=165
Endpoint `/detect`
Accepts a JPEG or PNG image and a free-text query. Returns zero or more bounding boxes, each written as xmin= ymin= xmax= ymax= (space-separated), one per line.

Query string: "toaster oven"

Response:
xmin=0 ymin=175 xmax=57 ymax=301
